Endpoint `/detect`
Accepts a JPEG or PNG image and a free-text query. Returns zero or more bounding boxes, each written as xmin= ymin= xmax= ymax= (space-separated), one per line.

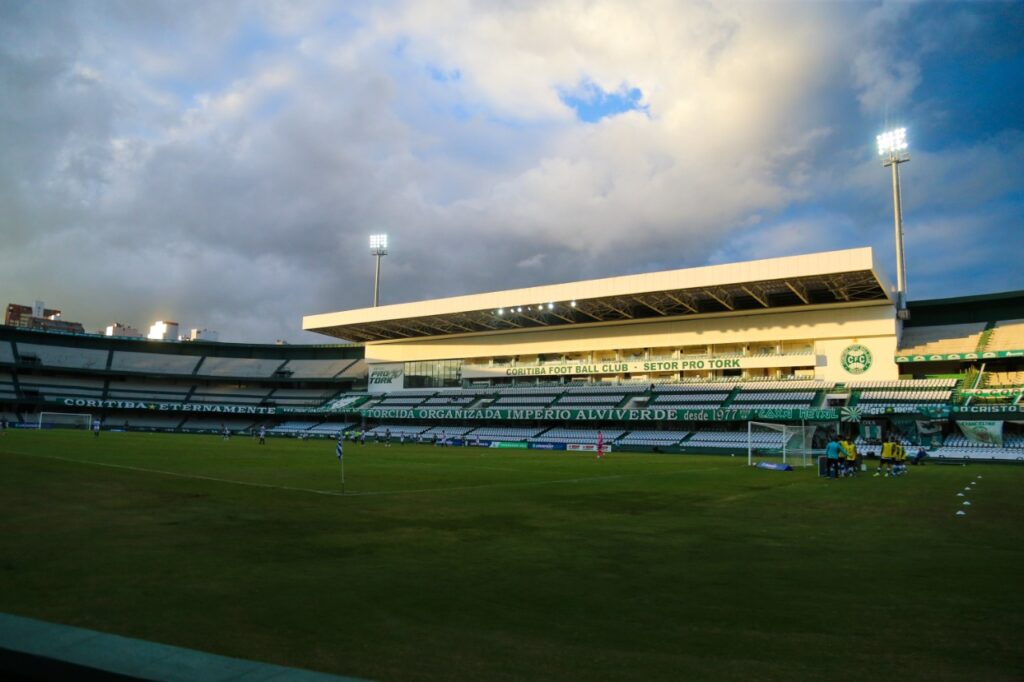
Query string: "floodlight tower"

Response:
xmin=877 ymin=128 xmax=910 ymax=320
xmin=369 ymin=233 xmax=388 ymax=307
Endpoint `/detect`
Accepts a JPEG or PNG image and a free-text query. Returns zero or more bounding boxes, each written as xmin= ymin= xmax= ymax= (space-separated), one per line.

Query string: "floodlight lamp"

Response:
xmin=877 ymin=128 xmax=908 ymax=155
xmin=570 ymin=301 xmax=576 ymax=307
xmin=497 ymin=308 xmax=504 ymax=315
xmin=547 ymin=303 xmax=554 ymax=309
xmin=369 ymin=233 xmax=388 ymax=253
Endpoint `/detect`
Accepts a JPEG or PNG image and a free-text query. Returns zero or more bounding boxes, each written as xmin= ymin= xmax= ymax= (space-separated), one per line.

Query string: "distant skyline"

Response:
xmin=2 ymin=1 xmax=1023 ymax=343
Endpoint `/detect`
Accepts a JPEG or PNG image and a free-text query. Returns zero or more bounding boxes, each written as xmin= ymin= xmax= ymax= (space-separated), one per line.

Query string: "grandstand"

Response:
xmin=0 ymin=325 xmax=361 ymax=434
xmin=465 ymin=426 xmax=544 ymax=441
xmin=528 ymin=428 xmax=626 ymax=445
xmin=3 ymin=251 xmax=1024 ymax=457
xmin=987 ymin=319 xmax=1024 ymax=351
xmin=616 ymin=430 xmax=690 ymax=447
xmin=897 ymin=323 xmax=988 ymax=356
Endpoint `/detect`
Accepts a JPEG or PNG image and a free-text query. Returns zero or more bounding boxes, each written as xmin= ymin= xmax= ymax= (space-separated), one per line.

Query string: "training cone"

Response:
xmin=956 ymin=510 xmax=966 ymax=516
xmin=963 ymin=501 xmax=972 ymax=506
xmin=957 ymin=493 xmax=964 ymax=497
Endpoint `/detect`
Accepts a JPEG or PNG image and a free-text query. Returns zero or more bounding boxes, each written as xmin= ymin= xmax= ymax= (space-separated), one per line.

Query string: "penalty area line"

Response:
xmin=7 ymin=450 xmax=346 ymax=497
xmin=5 ymin=450 xmax=727 ymax=498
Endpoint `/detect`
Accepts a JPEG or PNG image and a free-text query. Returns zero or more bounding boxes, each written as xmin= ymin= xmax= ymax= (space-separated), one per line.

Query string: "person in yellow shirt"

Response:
xmin=875 ymin=437 xmax=895 ymax=477
xmin=841 ymin=438 xmax=859 ymax=476
xmin=894 ymin=441 xmax=907 ymax=476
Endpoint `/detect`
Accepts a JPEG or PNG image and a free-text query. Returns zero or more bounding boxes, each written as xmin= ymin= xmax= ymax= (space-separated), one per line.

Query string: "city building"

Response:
xmin=105 ymin=323 xmax=142 ymax=338
xmin=4 ymin=301 xmax=85 ymax=334
xmin=147 ymin=321 xmax=179 ymax=342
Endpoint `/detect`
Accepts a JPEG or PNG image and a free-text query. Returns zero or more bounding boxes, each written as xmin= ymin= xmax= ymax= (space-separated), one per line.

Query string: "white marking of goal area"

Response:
xmin=37 ymin=412 xmax=94 ymax=429
xmin=746 ymin=421 xmax=821 ymax=467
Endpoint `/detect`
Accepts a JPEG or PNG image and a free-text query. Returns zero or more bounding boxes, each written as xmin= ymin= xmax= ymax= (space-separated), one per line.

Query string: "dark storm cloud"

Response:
xmin=1 ymin=2 xmax=1022 ymax=343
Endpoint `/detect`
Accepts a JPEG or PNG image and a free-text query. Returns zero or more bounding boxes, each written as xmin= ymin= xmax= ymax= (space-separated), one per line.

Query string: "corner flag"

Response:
xmin=336 ymin=438 xmax=344 ymax=460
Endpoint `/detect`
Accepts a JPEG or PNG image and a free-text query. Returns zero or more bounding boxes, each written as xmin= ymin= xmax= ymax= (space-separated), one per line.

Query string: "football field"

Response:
xmin=1 ymin=430 xmax=1022 ymax=681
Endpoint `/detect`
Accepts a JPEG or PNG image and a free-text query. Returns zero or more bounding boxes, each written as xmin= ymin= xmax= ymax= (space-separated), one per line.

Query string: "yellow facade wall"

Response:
xmin=363 ymin=302 xmax=900 ymax=381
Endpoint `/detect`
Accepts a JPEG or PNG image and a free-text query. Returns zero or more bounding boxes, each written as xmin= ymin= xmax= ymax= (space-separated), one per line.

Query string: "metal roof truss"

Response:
xmin=324 ymin=271 xmax=888 ymax=342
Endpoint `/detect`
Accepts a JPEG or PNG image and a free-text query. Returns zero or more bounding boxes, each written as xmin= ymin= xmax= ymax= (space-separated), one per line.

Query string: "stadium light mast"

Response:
xmin=877 ymin=128 xmax=910 ymax=320
xmin=370 ymin=234 xmax=388 ymax=307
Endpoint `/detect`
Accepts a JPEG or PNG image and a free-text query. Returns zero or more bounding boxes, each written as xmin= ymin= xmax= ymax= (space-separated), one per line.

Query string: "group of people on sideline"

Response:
xmin=825 ymin=434 xmax=926 ymax=478
xmin=824 ymin=436 xmax=861 ymax=478
xmin=341 ymin=429 xmax=483 ymax=448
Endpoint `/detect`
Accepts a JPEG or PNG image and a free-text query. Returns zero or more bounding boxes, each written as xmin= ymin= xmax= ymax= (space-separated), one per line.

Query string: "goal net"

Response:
xmin=747 ymin=421 xmax=818 ymax=467
xmin=38 ymin=412 xmax=92 ymax=430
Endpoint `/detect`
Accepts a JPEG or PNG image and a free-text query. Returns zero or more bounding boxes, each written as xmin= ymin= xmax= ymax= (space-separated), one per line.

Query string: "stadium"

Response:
xmin=3 ymin=245 xmax=1024 ymax=681
xmin=5 ymin=247 xmax=1023 ymax=462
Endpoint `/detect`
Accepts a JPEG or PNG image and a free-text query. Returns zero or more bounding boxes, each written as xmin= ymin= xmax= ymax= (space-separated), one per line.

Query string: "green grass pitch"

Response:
xmin=1 ymin=430 xmax=1023 ymax=681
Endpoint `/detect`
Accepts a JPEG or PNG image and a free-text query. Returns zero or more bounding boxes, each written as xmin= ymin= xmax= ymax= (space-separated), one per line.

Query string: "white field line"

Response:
xmin=4 ymin=450 xmax=726 ymax=498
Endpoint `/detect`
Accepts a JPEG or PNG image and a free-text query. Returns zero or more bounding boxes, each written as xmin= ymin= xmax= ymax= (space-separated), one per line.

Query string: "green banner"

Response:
xmin=896 ymin=350 xmax=1024 ymax=363
xmin=354 ymin=406 xmax=840 ymax=423
xmin=49 ymin=397 xmax=277 ymax=415
xmin=859 ymin=422 xmax=883 ymax=441
xmin=951 ymin=405 xmax=1024 ymax=418
xmin=52 ymin=394 xmax=1023 ymax=422
xmin=960 ymin=388 xmax=1024 ymax=398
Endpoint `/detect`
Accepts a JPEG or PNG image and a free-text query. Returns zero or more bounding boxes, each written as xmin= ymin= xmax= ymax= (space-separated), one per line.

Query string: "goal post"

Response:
xmin=38 ymin=412 xmax=93 ymax=430
xmin=747 ymin=421 xmax=817 ymax=467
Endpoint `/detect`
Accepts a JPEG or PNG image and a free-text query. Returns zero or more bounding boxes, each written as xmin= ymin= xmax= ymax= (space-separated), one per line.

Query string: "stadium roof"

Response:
xmin=304 ymin=247 xmax=894 ymax=343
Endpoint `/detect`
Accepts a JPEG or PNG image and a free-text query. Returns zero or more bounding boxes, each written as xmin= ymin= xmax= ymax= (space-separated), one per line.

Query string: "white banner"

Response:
xmin=957 ymin=420 xmax=1004 ymax=447
xmin=367 ymin=363 xmax=405 ymax=393
xmin=566 ymin=443 xmax=613 ymax=452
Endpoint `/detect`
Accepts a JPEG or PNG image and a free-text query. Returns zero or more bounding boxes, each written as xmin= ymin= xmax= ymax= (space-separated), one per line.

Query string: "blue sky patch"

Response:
xmin=560 ymin=79 xmax=648 ymax=122
xmin=428 ymin=65 xmax=461 ymax=83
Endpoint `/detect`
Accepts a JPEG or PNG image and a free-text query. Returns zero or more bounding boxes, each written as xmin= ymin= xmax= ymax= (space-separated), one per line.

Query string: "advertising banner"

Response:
xmin=367 ymin=363 xmax=405 ymax=393
xmin=529 ymin=442 xmax=567 ymax=451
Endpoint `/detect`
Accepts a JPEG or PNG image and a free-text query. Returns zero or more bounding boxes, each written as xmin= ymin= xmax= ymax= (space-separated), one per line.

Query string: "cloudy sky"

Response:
xmin=2 ymin=1 xmax=1022 ymax=343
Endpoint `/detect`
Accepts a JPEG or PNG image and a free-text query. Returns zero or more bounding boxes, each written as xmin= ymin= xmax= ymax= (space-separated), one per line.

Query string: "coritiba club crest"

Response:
xmin=840 ymin=344 xmax=872 ymax=375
